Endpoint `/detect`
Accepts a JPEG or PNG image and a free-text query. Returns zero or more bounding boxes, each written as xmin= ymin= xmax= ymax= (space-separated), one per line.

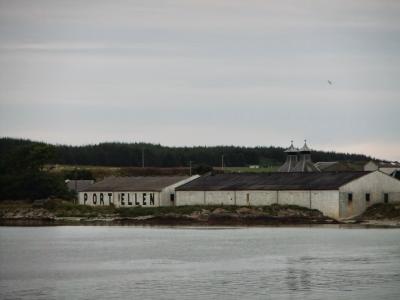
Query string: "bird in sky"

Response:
xmin=327 ymin=80 xmax=332 ymax=85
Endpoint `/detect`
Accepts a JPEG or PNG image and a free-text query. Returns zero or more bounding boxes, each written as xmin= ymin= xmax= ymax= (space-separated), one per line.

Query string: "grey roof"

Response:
xmin=298 ymin=140 xmax=311 ymax=152
xmin=314 ymin=162 xmax=338 ymax=170
xmin=284 ymin=141 xmax=299 ymax=153
xmin=378 ymin=162 xmax=400 ymax=168
xmin=365 ymin=161 xmax=400 ymax=168
xmin=176 ymin=172 xmax=369 ymax=191
xmin=315 ymin=161 xmax=365 ymax=172
xmin=292 ymin=155 xmax=320 ymax=172
xmin=66 ymin=180 xmax=94 ymax=192
xmin=278 ymin=155 xmax=298 ymax=172
xmin=81 ymin=176 xmax=190 ymax=192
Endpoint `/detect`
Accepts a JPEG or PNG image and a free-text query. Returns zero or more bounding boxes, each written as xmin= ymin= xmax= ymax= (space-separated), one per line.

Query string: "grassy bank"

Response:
xmin=0 ymin=199 xmax=323 ymax=220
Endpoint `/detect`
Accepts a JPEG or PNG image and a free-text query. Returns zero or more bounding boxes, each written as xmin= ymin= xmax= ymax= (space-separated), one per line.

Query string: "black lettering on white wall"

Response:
xmin=150 ymin=193 xmax=155 ymax=205
xmin=128 ymin=193 xmax=132 ymax=205
xmin=143 ymin=193 xmax=147 ymax=205
xmin=135 ymin=193 xmax=139 ymax=206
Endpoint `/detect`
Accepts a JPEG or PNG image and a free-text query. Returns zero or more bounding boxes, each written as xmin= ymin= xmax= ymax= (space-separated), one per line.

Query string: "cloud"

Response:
xmin=0 ymin=0 xmax=399 ymax=161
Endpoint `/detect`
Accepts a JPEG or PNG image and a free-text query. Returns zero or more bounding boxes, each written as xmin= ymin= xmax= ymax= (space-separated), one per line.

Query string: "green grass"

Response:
xmin=361 ymin=203 xmax=400 ymax=219
xmin=115 ymin=205 xmax=240 ymax=218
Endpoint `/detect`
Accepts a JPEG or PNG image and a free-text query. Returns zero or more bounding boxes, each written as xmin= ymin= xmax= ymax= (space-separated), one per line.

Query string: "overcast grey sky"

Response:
xmin=0 ymin=0 xmax=399 ymax=160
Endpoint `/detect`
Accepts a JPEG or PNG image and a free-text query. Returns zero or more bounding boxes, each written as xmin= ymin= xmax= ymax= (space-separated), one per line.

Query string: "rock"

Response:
xmin=189 ymin=211 xmax=208 ymax=221
xmin=133 ymin=215 xmax=154 ymax=220
xmin=212 ymin=208 xmax=229 ymax=215
xmin=236 ymin=207 xmax=262 ymax=215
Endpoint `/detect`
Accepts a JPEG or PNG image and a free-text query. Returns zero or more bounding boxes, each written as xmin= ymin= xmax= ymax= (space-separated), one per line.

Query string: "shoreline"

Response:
xmin=1 ymin=201 xmax=399 ymax=228
xmin=1 ymin=216 xmax=399 ymax=228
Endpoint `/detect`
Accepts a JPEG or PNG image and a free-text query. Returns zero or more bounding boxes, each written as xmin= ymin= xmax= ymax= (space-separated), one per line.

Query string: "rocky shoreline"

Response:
xmin=1 ymin=202 xmax=399 ymax=227
xmin=0 ymin=205 xmax=338 ymax=226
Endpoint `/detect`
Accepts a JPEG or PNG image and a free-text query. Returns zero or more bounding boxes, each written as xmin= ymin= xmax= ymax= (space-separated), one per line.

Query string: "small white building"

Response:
xmin=364 ymin=160 xmax=400 ymax=175
xmin=175 ymin=171 xmax=400 ymax=220
xmin=79 ymin=175 xmax=199 ymax=208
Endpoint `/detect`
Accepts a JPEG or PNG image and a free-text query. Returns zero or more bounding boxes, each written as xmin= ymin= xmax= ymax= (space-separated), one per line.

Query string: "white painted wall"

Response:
xmin=176 ymin=189 xmax=341 ymax=219
xmin=205 ymin=191 xmax=236 ymax=205
xmin=339 ymin=171 xmax=400 ymax=218
xmin=176 ymin=191 xmax=205 ymax=205
xmin=310 ymin=190 xmax=340 ymax=219
xmin=277 ymin=191 xmax=310 ymax=207
xmin=235 ymin=191 xmax=277 ymax=206
xmin=160 ymin=175 xmax=200 ymax=206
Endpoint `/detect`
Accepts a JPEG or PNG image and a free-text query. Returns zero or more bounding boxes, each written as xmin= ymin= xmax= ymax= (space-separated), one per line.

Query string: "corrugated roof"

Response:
xmin=284 ymin=141 xmax=299 ymax=153
xmin=315 ymin=161 xmax=365 ymax=172
xmin=314 ymin=162 xmax=338 ymax=170
xmin=176 ymin=172 xmax=369 ymax=191
xmin=81 ymin=176 xmax=190 ymax=192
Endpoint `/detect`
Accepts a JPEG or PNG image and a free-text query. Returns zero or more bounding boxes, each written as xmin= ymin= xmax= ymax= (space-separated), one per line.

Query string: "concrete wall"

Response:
xmin=176 ymin=191 xmax=205 ymax=205
xmin=205 ymin=191 xmax=236 ymax=205
xmin=277 ymin=191 xmax=310 ymax=207
xmin=339 ymin=171 xmax=400 ymax=218
xmin=176 ymin=189 xmax=340 ymax=219
xmin=235 ymin=191 xmax=277 ymax=206
xmin=310 ymin=191 xmax=340 ymax=219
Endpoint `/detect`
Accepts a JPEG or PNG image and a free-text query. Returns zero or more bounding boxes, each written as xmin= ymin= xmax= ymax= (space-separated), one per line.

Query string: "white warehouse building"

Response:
xmin=175 ymin=171 xmax=400 ymax=219
xmin=79 ymin=175 xmax=199 ymax=208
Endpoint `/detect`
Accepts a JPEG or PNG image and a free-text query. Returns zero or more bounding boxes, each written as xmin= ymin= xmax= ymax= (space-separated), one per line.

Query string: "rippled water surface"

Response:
xmin=1 ymin=226 xmax=400 ymax=300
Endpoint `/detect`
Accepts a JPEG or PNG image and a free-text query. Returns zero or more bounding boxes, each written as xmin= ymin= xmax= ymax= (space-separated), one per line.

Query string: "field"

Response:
xmin=47 ymin=164 xmax=279 ymax=179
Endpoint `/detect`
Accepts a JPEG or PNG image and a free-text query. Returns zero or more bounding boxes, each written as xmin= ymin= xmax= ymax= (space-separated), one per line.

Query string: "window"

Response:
xmin=384 ymin=193 xmax=389 ymax=204
xmin=348 ymin=193 xmax=353 ymax=203
xmin=365 ymin=193 xmax=370 ymax=202
xmin=170 ymin=193 xmax=175 ymax=202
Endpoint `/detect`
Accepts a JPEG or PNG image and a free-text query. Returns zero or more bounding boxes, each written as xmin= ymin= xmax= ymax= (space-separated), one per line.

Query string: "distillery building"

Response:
xmin=79 ymin=175 xmax=199 ymax=208
xmin=278 ymin=140 xmax=320 ymax=172
xmin=175 ymin=171 xmax=400 ymax=219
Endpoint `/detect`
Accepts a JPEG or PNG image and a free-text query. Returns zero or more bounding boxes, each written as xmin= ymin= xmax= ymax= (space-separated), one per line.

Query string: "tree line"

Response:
xmin=1 ymin=137 xmax=373 ymax=168
xmin=0 ymin=137 xmax=376 ymax=200
xmin=0 ymin=141 xmax=72 ymax=200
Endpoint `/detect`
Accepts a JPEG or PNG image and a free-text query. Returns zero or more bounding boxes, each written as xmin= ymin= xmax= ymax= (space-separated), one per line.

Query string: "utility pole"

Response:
xmin=142 ymin=148 xmax=145 ymax=168
xmin=189 ymin=160 xmax=192 ymax=176
xmin=221 ymin=155 xmax=224 ymax=170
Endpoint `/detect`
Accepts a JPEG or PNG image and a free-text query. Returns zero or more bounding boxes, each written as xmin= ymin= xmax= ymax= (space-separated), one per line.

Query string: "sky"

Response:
xmin=0 ymin=0 xmax=399 ymax=161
